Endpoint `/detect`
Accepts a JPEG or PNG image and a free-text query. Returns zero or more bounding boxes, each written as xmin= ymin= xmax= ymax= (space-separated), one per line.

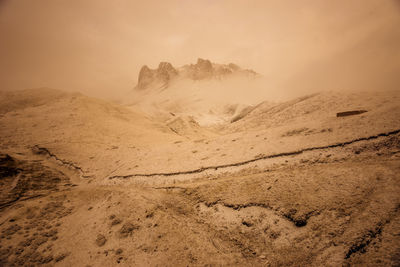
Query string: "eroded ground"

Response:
xmin=0 ymin=89 xmax=399 ymax=266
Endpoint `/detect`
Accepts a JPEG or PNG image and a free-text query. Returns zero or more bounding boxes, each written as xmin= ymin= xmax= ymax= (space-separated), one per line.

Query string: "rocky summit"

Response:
xmin=135 ymin=58 xmax=258 ymax=90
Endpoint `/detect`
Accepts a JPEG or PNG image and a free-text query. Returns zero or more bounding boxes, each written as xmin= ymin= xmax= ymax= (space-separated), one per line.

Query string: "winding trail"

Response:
xmin=109 ymin=129 xmax=400 ymax=179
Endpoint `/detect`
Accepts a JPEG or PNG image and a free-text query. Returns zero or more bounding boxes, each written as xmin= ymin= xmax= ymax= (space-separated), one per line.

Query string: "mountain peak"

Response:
xmin=135 ymin=59 xmax=258 ymax=90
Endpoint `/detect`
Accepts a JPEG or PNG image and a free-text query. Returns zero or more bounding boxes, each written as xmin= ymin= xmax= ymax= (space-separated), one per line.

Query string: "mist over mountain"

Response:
xmin=1 ymin=0 xmax=399 ymax=99
xmin=125 ymin=58 xmax=262 ymax=126
xmin=135 ymin=58 xmax=258 ymax=90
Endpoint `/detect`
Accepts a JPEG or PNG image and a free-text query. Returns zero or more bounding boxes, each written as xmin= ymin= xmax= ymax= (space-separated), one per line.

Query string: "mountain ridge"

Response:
xmin=135 ymin=58 xmax=258 ymax=90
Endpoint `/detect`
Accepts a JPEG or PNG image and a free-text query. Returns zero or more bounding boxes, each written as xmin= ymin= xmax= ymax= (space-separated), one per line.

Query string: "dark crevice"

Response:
xmin=0 ymin=193 xmax=45 ymax=210
xmin=283 ymin=210 xmax=319 ymax=227
xmin=32 ymin=145 xmax=84 ymax=174
xmin=203 ymin=200 xmax=315 ymax=228
xmin=345 ymin=205 xmax=400 ymax=259
xmin=109 ymin=129 xmax=400 ymax=179
xmin=221 ymin=202 xmax=273 ymax=211
xmin=345 ymin=224 xmax=383 ymax=259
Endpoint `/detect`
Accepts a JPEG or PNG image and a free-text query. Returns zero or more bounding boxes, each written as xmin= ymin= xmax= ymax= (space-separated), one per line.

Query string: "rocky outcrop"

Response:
xmin=135 ymin=58 xmax=258 ymax=90
xmin=166 ymin=115 xmax=202 ymax=137
xmin=136 ymin=62 xmax=178 ymax=90
xmin=184 ymin=58 xmax=214 ymax=80
xmin=336 ymin=110 xmax=368 ymax=117
xmin=0 ymin=154 xmax=20 ymax=177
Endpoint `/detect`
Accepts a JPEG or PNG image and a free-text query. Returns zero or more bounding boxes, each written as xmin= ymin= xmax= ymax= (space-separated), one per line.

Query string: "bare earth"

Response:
xmin=0 ymin=88 xmax=399 ymax=266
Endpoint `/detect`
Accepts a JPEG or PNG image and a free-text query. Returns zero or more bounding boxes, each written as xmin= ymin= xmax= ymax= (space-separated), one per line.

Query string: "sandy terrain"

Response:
xmin=0 ymin=88 xmax=399 ymax=266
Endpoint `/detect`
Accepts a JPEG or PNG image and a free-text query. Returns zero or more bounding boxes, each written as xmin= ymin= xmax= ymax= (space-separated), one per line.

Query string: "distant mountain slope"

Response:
xmin=0 ymin=87 xmax=70 ymax=114
xmin=225 ymin=90 xmax=400 ymax=134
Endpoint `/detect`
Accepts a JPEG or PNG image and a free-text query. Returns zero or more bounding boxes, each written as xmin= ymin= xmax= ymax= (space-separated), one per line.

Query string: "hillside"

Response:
xmin=0 ymin=88 xmax=182 ymax=180
xmin=0 ymin=88 xmax=399 ymax=266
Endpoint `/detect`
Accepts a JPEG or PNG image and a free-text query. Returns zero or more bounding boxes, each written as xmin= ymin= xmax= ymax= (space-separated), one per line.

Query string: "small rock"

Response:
xmin=32 ymin=236 xmax=48 ymax=248
xmin=40 ymin=255 xmax=53 ymax=264
xmin=55 ymin=252 xmax=68 ymax=262
xmin=95 ymin=234 xmax=107 ymax=247
xmin=242 ymin=220 xmax=253 ymax=227
xmin=119 ymin=222 xmax=139 ymax=238
xmin=111 ymin=218 xmax=122 ymax=226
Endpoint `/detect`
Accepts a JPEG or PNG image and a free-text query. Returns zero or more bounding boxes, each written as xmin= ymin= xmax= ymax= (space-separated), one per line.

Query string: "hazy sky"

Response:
xmin=1 ymin=0 xmax=399 ymax=98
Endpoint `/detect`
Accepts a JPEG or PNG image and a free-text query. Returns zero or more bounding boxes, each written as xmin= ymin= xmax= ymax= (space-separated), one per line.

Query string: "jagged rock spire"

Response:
xmin=135 ymin=59 xmax=257 ymax=90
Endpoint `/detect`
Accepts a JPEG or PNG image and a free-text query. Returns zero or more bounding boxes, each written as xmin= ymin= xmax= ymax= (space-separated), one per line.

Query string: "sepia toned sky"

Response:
xmin=0 ymin=0 xmax=399 ymax=98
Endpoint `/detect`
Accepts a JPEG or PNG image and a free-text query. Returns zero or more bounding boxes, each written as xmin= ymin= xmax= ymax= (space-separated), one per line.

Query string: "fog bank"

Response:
xmin=0 ymin=0 xmax=399 ymax=100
